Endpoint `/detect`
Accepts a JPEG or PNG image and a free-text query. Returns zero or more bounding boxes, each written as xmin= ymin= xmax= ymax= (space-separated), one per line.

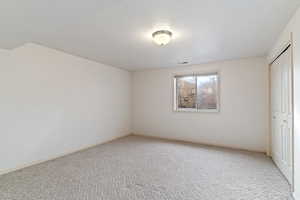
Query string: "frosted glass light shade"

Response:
xmin=152 ymin=30 xmax=172 ymax=46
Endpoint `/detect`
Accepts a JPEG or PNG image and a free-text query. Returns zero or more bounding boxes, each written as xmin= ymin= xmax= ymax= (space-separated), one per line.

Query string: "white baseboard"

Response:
xmin=132 ymin=133 xmax=266 ymax=154
xmin=0 ymin=133 xmax=132 ymax=176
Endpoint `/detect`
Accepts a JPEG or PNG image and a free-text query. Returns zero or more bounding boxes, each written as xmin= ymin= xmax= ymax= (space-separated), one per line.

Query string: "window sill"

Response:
xmin=174 ymin=108 xmax=220 ymax=113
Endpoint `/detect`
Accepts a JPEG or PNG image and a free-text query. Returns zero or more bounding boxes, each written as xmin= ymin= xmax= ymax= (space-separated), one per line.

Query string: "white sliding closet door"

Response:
xmin=271 ymin=46 xmax=293 ymax=184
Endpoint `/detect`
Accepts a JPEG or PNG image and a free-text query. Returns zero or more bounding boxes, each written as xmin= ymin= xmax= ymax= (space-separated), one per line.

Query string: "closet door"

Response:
xmin=271 ymin=46 xmax=293 ymax=184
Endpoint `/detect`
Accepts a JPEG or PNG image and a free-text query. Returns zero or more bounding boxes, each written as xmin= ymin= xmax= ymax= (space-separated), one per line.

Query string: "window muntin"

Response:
xmin=174 ymin=73 xmax=219 ymax=112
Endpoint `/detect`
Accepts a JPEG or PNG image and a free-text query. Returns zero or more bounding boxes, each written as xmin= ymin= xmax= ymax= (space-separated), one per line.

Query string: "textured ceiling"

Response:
xmin=0 ymin=0 xmax=299 ymax=70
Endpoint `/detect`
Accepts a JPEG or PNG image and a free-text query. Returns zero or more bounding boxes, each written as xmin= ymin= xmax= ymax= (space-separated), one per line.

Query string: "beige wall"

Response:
xmin=268 ymin=7 xmax=300 ymax=199
xmin=132 ymin=57 xmax=269 ymax=152
xmin=0 ymin=43 xmax=131 ymax=174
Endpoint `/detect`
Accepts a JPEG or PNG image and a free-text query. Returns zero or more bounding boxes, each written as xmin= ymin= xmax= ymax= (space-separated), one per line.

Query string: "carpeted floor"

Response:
xmin=0 ymin=135 xmax=292 ymax=200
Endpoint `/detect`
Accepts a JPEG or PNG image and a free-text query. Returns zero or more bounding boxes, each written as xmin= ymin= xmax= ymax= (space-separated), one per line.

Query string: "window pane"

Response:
xmin=176 ymin=76 xmax=196 ymax=109
xmin=196 ymin=74 xmax=218 ymax=110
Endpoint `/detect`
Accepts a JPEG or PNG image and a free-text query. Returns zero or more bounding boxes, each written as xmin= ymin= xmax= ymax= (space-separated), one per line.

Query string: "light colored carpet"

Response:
xmin=0 ymin=135 xmax=292 ymax=200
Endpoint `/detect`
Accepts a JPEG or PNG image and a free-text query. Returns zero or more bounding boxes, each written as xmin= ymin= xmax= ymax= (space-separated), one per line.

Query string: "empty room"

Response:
xmin=1 ymin=1 xmax=300 ymax=199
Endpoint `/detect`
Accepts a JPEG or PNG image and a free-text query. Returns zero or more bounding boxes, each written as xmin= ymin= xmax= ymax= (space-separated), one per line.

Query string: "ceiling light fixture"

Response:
xmin=152 ymin=30 xmax=172 ymax=46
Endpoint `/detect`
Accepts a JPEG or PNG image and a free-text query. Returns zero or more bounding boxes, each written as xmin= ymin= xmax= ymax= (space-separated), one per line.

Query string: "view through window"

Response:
xmin=174 ymin=73 xmax=219 ymax=112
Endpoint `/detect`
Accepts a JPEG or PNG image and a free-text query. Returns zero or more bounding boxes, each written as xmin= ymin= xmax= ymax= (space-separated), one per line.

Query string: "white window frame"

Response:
xmin=173 ymin=71 xmax=220 ymax=113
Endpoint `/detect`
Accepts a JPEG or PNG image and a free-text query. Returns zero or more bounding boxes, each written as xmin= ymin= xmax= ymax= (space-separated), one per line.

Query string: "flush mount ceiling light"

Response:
xmin=152 ymin=30 xmax=173 ymax=46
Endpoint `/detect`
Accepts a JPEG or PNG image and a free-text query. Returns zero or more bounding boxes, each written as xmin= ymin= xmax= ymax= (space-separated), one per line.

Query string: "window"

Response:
xmin=173 ymin=73 xmax=219 ymax=112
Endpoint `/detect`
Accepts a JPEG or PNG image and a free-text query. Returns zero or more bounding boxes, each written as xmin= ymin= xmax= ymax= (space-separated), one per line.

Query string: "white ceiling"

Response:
xmin=0 ymin=0 xmax=299 ymax=71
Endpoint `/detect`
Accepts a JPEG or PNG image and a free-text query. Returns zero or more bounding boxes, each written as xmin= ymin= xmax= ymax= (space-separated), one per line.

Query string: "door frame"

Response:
xmin=268 ymin=32 xmax=295 ymax=190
